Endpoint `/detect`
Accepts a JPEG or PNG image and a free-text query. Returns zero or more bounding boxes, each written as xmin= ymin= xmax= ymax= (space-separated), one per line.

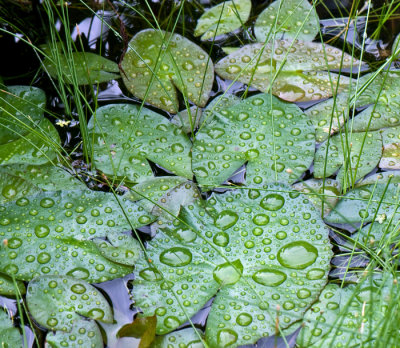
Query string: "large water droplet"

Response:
xmin=252 ymin=269 xmax=287 ymax=287
xmin=260 ymin=194 xmax=285 ymax=211
xmin=236 ymin=313 xmax=252 ymax=326
xmin=217 ymin=329 xmax=238 ymax=347
xmin=88 ymin=308 xmax=104 ymax=320
xmin=40 ymin=198 xmax=55 ymax=208
xmin=67 ymin=268 xmax=90 ymax=280
xmin=215 ymin=210 xmax=239 ymax=230
xmin=139 ymin=268 xmax=163 ymax=281
xmin=277 ymin=241 xmax=318 ymax=269
xmin=71 ymin=283 xmax=87 ymax=294
xmin=159 ymin=247 xmax=192 ymax=267
xmin=306 ymin=268 xmax=325 ymax=280
xmin=213 ymin=232 xmax=229 ymax=247
xmin=213 ymin=259 xmax=243 ymax=285
xmin=35 ymin=224 xmax=50 ymax=238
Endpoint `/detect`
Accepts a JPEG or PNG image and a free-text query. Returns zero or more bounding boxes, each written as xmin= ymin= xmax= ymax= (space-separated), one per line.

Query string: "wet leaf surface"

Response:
xmin=121 ymin=29 xmax=214 ymax=113
xmin=195 ymin=0 xmax=251 ymax=41
xmin=88 ymin=103 xmax=193 ymax=183
xmin=0 ymin=273 xmax=25 ymax=296
xmin=0 ymin=309 xmax=22 ymax=347
xmin=132 ymin=184 xmax=332 ymax=347
xmin=0 ymin=189 xmax=152 ymax=282
xmin=193 ymin=93 xmax=315 ymax=188
xmin=254 ymin=0 xmax=319 ymax=42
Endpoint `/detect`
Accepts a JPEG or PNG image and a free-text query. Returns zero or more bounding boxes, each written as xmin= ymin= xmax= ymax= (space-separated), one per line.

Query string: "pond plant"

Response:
xmin=1 ymin=0 xmax=400 ymax=347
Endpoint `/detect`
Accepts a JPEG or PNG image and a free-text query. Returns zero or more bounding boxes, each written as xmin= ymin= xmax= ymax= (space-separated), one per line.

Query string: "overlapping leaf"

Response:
xmin=254 ymin=0 xmax=319 ymax=42
xmin=192 ymin=93 xmax=315 ymax=188
xmin=27 ymin=275 xmax=112 ymax=346
xmin=121 ymin=29 xmax=214 ymax=113
xmin=195 ymin=0 xmax=251 ymax=41
xmin=215 ymin=40 xmax=359 ymax=102
xmin=132 ymin=184 xmax=332 ymax=347
xmin=0 ymin=309 xmax=22 ymax=347
xmin=0 ymin=189 xmax=153 ymax=282
xmin=0 ymin=273 xmax=25 ymax=296
xmin=87 ymin=103 xmax=192 ymax=183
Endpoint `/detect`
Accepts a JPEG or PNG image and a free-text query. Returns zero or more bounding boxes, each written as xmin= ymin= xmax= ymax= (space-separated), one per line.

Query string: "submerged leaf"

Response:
xmin=0 ymin=309 xmax=22 ymax=347
xmin=192 ymin=93 xmax=315 ymax=188
xmin=194 ymin=0 xmax=251 ymax=41
xmin=87 ymin=104 xmax=192 ymax=183
xmin=43 ymin=51 xmax=120 ymax=85
xmin=314 ymin=131 xmax=382 ymax=189
xmin=254 ymin=0 xmax=319 ymax=42
xmin=215 ymin=40 xmax=358 ymax=102
xmin=27 ymin=275 xmax=112 ymax=345
xmin=117 ymin=315 xmax=157 ymax=348
xmin=121 ymin=29 xmax=214 ymax=113
xmin=0 ymin=189 xmax=153 ymax=282
xmin=132 ymin=184 xmax=332 ymax=347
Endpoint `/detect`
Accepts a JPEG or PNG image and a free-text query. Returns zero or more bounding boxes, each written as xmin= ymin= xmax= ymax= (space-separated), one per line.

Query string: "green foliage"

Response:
xmin=0 ymin=310 xmax=22 ymax=347
xmin=132 ymin=184 xmax=332 ymax=347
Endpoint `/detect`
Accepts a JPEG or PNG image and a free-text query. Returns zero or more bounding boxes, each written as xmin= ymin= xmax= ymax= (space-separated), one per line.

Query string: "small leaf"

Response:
xmin=117 ymin=315 xmax=157 ymax=348
xmin=27 ymin=275 xmax=113 ymax=345
xmin=0 ymin=189 xmax=153 ymax=282
xmin=151 ymin=328 xmax=204 ymax=348
xmin=132 ymin=184 xmax=332 ymax=346
xmin=254 ymin=0 xmax=319 ymax=42
xmin=215 ymin=40 xmax=358 ymax=102
xmin=43 ymin=50 xmax=120 ymax=85
xmin=314 ymin=131 xmax=382 ymax=189
xmin=87 ymin=104 xmax=193 ymax=183
xmin=194 ymin=0 xmax=251 ymax=41
xmin=0 ymin=309 xmax=22 ymax=347
xmin=121 ymin=29 xmax=214 ymax=113
xmin=0 ymin=273 xmax=25 ymax=296
xmin=192 ymin=93 xmax=315 ymax=188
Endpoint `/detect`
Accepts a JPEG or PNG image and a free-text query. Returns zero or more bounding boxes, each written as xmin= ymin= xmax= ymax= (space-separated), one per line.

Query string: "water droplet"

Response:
xmin=306 ymin=268 xmax=325 ymax=280
xmin=2 ymin=185 xmax=17 ymax=199
xmin=88 ymin=308 xmax=104 ymax=320
xmin=208 ymin=128 xmax=225 ymax=139
xmin=164 ymin=316 xmax=180 ymax=328
xmin=215 ymin=210 xmax=239 ymax=230
xmin=40 ymin=198 xmax=55 ymax=208
xmin=35 ymin=224 xmax=50 ymax=238
xmin=236 ymin=313 xmax=252 ymax=326
xmin=7 ymin=238 xmax=22 ymax=249
xmin=160 ymin=247 xmax=192 ymax=267
xmin=213 ymin=232 xmax=229 ymax=247
xmin=37 ymin=252 xmax=51 ymax=264
xmin=217 ymin=329 xmax=238 ymax=347
xmin=252 ymin=214 xmax=269 ymax=226
xmin=213 ymin=259 xmax=243 ymax=285
xmin=16 ymin=197 xmax=29 ymax=206
xmin=139 ymin=268 xmax=163 ymax=281
xmin=71 ymin=283 xmax=87 ymax=294
xmin=67 ymin=268 xmax=90 ymax=280
xmin=182 ymin=61 xmax=194 ymax=71
xmin=171 ymin=143 xmax=184 ymax=153
xmin=226 ymin=65 xmax=241 ymax=74
xmin=297 ymin=289 xmax=311 ymax=299
xmin=252 ymin=269 xmax=287 ymax=287
xmin=277 ymin=241 xmax=318 ymax=269
xmin=260 ymin=194 xmax=285 ymax=211
xmin=47 ymin=318 xmax=58 ymax=327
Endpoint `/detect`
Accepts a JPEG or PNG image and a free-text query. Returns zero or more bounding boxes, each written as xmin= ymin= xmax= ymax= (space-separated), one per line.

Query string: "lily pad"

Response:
xmin=194 ymin=0 xmax=251 ymax=41
xmin=0 ymin=86 xmax=46 ymax=144
xmin=87 ymin=104 xmax=192 ymax=183
xmin=151 ymin=328 xmax=204 ymax=348
xmin=43 ymin=50 xmax=120 ymax=85
xmin=0 ymin=309 xmax=22 ymax=347
xmin=215 ymin=40 xmax=357 ymax=102
xmin=297 ymin=273 xmax=397 ymax=347
xmin=27 ymin=275 xmax=113 ymax=345
xmin=254 ymin=0 xmax=319 ymax=42
xmin=0 ymin=189 xmax=153 ymax=282
xmin=292 ymin=178 xmax=341 ymax=216
xmin=192 ymin=93 xmax=315 ymax=188
xmin=0 ymin=163 xmax=85 ymax=203
xmin=0 ymin=117 xmax=60 ymax=166
xmin=314 ymin=131 xmax=382 ymax=189
xmin=0 ymin=273 xmax=25 ymax=296
xmin=121 ymin=29 xmax=214 ymax=113
xmin=132 ymin=183 xmax=332 ymax=347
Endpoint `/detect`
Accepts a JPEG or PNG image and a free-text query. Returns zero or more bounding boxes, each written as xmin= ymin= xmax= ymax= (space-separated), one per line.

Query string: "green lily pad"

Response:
xmin=0 ymin=273 xmax=25 ymax=296
xmin=0 ymin=117 xmax=60 ymax=166
xmin=194 ymin=0 xmax=251 ymax=41
xmin=0 ymin=163 xmax=85 ymax=204
xmin=121 ymin=29 xmax=214 ymax=113
xmin=297 ymin=273 xmax=397 ymax=347
xmin=215 ymin=41 xmax=357 ymax=102
xmin=46 ymin=320 xmax=103 ymax=348
xmin=132 ymin=183 xmax=332 ymax=347
xmin=151 ymin=328 xmax=204 ymax=348
xmin=292 ymin=178 xmax=341 ymax=216
xmin=43 ymin=50 xmax=120 ymax=85
xmin=192 ymin=93 xmax=315 ymax=188
xmin=254 ymin=0 xmax=319 ymax=42
xmin=325 ymin=181 xmax=400 ymax=227
xmin=27 ymin=275 xmax=113 ymax=345
xmin=0 ymin=86 xmax=46 ymax=144
xmin=0 ymin=189 xmax=153 ymax=282
xmin=314 ymin=131 xmax=382 ymax=189
xmin=87 ymin=104 xmax=193 ymax=183
xmin=0 ymin=309 xmax=22 ymax=347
